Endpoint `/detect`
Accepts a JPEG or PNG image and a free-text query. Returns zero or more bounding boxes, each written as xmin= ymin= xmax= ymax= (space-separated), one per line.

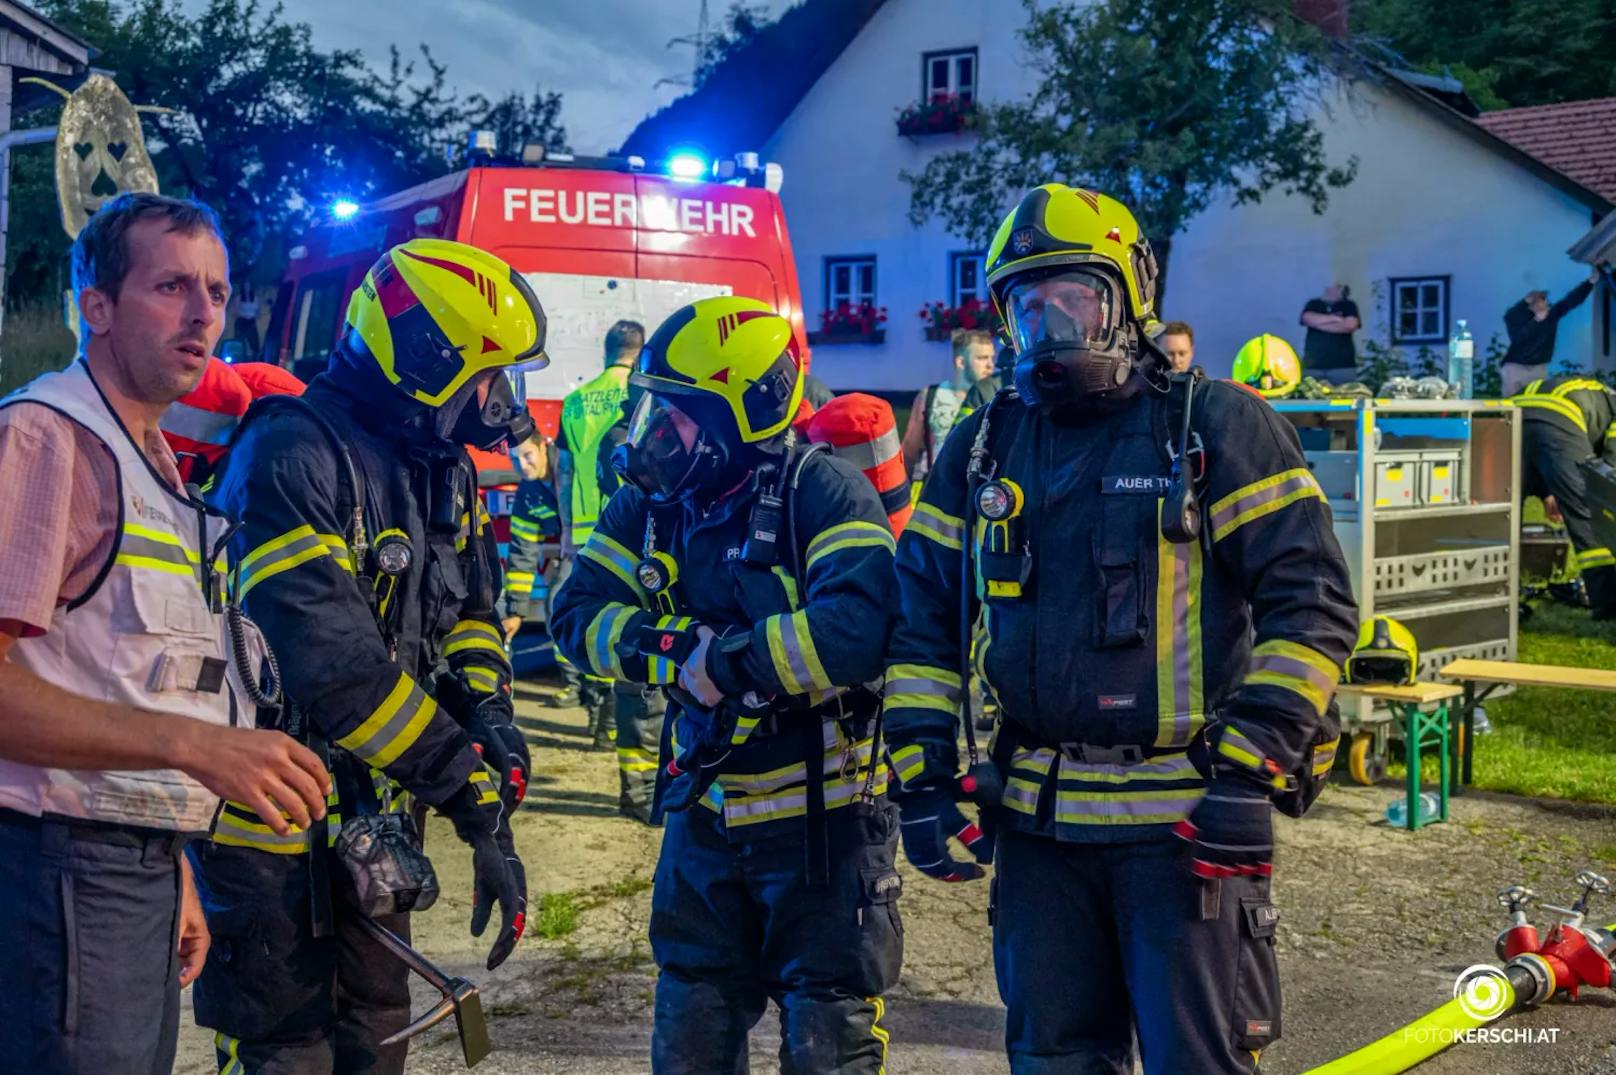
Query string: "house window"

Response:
xmin=1389 ymin=276 xmax=1450 ymax=344
xmin=923 ymin=47 xmax=977 ymax=104
xmin=825 ymin=255 xmax=876 ymax=311
xmin=950 ymin=251 xmax=986 ymax=306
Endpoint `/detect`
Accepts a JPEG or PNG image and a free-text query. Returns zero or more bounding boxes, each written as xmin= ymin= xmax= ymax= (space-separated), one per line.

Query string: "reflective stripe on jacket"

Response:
xmin=0 ymin=361 xmax=233 ymax=833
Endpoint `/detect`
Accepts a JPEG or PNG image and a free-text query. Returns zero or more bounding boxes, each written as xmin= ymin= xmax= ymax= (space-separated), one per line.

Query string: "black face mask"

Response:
xmin=444 ymin=373 xmax=534 ymax=452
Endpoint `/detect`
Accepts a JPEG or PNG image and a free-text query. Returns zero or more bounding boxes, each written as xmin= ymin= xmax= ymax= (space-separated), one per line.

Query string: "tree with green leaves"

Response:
xmin=476 ymin=87 xmax=569 ymax=160
xmin=695 ymin=3 xmax=771 ymax=88
xmin=1354 ymin=0 xmax=1616 ymax=110
xmin=903 ymin=0 xmax=1358 ymax=307
xmin=5 ymin=0 xmax=566 ymax=309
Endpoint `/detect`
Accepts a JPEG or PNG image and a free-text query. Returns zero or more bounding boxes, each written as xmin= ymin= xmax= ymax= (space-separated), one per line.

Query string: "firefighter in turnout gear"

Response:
xmin=552 ymin=296 xmax=903 ymax=1074
xmin=501 ymin=433 xmax=562 ymax=643
xmin=883 ymin=185 xmax=1358 ymax=1074
xmin=1511 ymin=374 xmax=1616 ymax=617
xmin=557 ymin=321 xmax=645 ymax=746
xmin=192 ymin=239 xmax=541 ymax=1073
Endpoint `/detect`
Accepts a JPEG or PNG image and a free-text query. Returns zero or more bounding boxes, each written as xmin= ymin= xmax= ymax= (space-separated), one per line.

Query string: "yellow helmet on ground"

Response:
xmin=983 ymin=185 xmax=1161 ymax=413
xmin=343 ymin=238 xmax=547 ymax=448
xmin=1232 ymin=334 xmax=1302 ymax=399
xmin=623 ymin=296 xmax=804 ymax=502
xmin=1345 ymin=616 xmax=1419 ymax=685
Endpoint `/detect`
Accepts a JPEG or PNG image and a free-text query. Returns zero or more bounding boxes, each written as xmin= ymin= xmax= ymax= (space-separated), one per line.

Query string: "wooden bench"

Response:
xmin=1336 ymin=681 xmax=1464 ymax=830
xmin=1438 ymin=658 xmax=1616 ymax=795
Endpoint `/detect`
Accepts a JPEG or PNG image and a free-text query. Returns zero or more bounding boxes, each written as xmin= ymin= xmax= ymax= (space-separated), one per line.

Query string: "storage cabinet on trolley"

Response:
xmin=1268 ymin=399 xmax=1521 ymax=784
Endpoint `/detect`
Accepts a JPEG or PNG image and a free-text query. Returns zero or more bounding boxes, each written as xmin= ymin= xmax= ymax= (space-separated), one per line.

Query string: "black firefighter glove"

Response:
xmin=660 ymin=687 xmax=773 ymax=813
xmin=439 ymin=775 xmax=528 ymax=969
xmin=894 ymin=782 xmax=993 ymax=883
xmin=1172 ymin=775 xmax=1275 ymax=880
xmin=437 ymin=672 xmax=531 ymax=812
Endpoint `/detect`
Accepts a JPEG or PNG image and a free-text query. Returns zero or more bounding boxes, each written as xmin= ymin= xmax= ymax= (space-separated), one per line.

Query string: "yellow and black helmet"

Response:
xmin=345 ymin=238 xmax=547 ymax=404
xmin=986 ymin=184 xmax=1159 ymax=321
xmin=984 ymin=185 xmax=1161 ymax=412
xmin=623 ymin=296 xmax=804 ymax=503
xmin=632 ymin=296 xmax=803 ymax=444
xmin=1345 ymin=616 xmax=1419 ymax=686
xmin=1232 ymin=334 xmax=1302 ymax=399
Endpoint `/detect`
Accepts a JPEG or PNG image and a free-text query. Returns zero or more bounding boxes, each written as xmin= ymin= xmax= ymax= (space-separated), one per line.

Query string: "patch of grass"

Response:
xmin=1468 ymin=604 xmax=1616 ymax=804
xmin=1593 ymin=844 xmax=1616 ymax=867
xmin=1386 ymin=604 xmax=1616 ymax=804
xmin=533 ymin=892 xmax=581 ymax=939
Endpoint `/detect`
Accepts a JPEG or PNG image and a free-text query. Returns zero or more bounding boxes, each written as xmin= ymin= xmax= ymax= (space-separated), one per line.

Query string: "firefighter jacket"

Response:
xmin=209 ymin=374 xmax=511 ymax=853
xmin=884 ymin=379 xmax=1358 ymax=843
xmin=1511 ymin=374 xmax=1616 ymax=461
xmin=502 ymin=478 xmax=561 ymax=619
xmin=559 ymin=365 xmax=630 ymax=544
xmin=551 ymin=448 xmax=897 ymax=839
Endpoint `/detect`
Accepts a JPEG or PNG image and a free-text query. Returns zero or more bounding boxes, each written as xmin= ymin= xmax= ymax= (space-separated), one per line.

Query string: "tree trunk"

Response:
xmin=1151 ymin=233 xmax=1173 ymax=320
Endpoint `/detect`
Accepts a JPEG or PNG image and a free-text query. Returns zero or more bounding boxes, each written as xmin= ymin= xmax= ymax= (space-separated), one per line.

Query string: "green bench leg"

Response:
xmin=1399 ymin=701 xmax=1450 ymax=832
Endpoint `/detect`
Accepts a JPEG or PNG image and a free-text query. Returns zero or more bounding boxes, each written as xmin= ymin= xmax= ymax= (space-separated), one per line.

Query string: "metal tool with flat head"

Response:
xmin=357 ymin=915 xmax=491 ymax=1067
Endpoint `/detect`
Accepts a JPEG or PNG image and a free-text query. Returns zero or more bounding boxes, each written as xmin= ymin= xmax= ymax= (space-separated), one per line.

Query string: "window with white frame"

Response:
xmin=824 ymin=256 xmax=876 ymax=312
xmin=950 ymin=251 xmax=986 ymax=306
xmin=1390 ymin=276 xmax=1450 ymax=344
xmin=923 ymin=47 xmax=977 ymax=104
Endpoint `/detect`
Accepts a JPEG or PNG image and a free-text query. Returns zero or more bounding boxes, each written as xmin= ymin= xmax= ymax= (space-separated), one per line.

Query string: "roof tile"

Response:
xmin=1476 ymin=98 xmax=1616 ymax=202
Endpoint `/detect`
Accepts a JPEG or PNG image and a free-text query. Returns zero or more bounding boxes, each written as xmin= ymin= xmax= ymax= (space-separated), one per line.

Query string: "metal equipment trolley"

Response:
xmin=1269 ymin=398 xmax=1521 ymax=784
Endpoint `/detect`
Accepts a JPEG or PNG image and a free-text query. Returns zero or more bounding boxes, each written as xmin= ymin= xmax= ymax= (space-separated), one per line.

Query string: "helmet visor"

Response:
xmin=627 ymin=393 xmax=706 ymax=502
xmin=1002 ymin=268 xmax=1119 ymax=355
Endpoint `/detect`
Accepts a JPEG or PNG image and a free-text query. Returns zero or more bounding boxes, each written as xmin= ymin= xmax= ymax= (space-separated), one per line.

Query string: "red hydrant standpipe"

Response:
xmin=1304 ymin=872 xmax=1616 ymax=1075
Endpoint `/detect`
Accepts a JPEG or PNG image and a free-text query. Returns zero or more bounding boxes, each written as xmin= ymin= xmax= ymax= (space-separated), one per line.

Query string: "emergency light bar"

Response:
xmin=493 ymin=133 xmax=779 ymax=189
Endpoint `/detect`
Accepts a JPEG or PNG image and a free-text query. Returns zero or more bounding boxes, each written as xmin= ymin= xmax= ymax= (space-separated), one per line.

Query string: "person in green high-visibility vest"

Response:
xmin=557 ymin=320 xmax=644 ymax=748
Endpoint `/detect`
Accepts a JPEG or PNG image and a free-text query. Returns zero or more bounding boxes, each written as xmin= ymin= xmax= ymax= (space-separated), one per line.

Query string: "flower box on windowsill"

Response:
xmin=808 ymin=328 xmax=886 ymax=346
xmin=896 ymin=95 xmax=976 ymax=138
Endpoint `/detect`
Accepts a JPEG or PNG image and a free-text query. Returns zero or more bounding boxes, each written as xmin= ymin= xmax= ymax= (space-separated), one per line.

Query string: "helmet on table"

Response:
xmin=1232 ymin=334 xmax=1302 ymax=400
xmin=1345 ymin=615 xmax=1419 ymax=686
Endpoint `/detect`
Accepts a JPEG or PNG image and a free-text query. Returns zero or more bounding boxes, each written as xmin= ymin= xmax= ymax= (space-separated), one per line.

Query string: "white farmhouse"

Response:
xmin=623 ymin=0 xmax=1613 ymax=392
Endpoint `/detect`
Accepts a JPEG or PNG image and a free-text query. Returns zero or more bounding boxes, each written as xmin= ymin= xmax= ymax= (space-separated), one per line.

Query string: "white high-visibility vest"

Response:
xmin=0 ymin=360 xmax=236 ymax=833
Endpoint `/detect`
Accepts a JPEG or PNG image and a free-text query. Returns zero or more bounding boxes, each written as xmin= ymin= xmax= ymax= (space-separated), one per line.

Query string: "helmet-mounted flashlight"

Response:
xmin=976 ymin=479 xmax=1025 ymax=522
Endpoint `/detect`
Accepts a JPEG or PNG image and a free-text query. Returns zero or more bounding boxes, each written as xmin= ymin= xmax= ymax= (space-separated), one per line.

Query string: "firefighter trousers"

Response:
xmin=189 ymin=843 xmax=411 ymax=1075
xmin=993 ymin=827 xmax=1278 ymax=1074
xmin=649 ymin=800 xmax=903 ymax=1074
xmin=1523 ymin=419 xmax=1616 ymax=615
xmin=614 ymin=682 xmax=665 ymax=824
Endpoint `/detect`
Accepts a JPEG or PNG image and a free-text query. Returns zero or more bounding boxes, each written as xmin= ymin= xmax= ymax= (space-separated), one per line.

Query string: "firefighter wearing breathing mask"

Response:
xmin=551 ymin=296 xmax=902 ymax=1074
xmin=882 ymin=185 xmax=1357 ymax=1074
xmin=191 ymin=239 xmax=541 ymax=1073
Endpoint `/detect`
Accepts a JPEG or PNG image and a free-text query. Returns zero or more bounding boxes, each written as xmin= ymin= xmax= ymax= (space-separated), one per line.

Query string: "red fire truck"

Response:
xmin=268 ymin=150 xmax=809 ymax=489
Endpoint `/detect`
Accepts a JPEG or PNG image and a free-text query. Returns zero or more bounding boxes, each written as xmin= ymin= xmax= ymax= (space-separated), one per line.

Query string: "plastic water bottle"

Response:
xmin=1448 ymin=319 xmax=1475 ymax=399
xmin=1385 ymin=791 xmax=1441 ymax=826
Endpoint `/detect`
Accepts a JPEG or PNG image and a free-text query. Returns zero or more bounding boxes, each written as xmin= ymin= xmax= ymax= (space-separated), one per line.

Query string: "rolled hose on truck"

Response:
xmin=1303 ymin=920 xmax=1616 ymax=1074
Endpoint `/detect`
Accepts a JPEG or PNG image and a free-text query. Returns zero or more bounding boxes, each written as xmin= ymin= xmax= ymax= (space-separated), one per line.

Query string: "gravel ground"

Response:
xmin=176 ymin=684 xmax=1616 ymax=1074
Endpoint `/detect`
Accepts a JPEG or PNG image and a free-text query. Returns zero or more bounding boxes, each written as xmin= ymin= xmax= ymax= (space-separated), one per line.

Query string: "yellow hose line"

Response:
xmin=1302 ymin=986 xmax=1513 ymax=1075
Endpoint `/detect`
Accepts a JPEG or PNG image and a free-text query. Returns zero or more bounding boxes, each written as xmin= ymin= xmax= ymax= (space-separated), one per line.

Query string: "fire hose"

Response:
xmin=1304 ymin=870 xmax=1616 ymax=1074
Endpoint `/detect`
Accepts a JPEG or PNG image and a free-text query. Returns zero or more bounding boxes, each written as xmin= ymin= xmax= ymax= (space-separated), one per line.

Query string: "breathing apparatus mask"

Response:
xmin=439 ymin=368 xmax=535 ymax=451
xmin=1002 ymin=266 xmax=1143 ymax=415
xmin=615 ymin=392 xmax=730 ymax=505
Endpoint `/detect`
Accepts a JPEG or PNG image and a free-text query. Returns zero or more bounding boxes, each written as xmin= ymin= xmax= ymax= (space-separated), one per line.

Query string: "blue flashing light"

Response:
xmin=666 ymin=153 xmax=710 ymax=181
xmin=330 ymin=199 xmax=360 ymax=220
